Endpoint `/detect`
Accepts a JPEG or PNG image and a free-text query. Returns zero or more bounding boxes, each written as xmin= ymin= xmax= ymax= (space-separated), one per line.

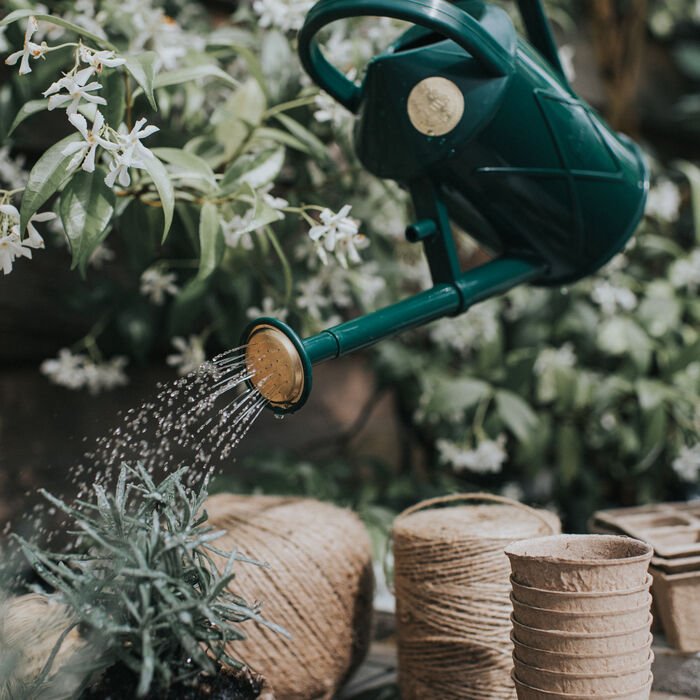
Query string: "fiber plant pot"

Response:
xmin=650 ymin=567 xmax=700 ymax=652
xmin=510 ymin=596 xmax=652 ymax=634
xmin=513 ymin=655 xmax=652 ymax=695
xmin=512 ymin=674 xmax=653 ymax=700
xmin=511 ymin=633 xmax=653 ymax=675
xmin=511 ymin=615 xmax=653 ymax=655
xmin=511 ymin=574 xmax=652 ymax=613
xmin=505 ymin=535 xmax=652 ymax=592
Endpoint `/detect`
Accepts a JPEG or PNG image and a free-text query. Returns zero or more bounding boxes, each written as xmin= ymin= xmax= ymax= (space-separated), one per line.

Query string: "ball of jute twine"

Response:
xmin=392 ymin=493 xmax=561 ymax=700
xmin=205 ymin=494 xmax=374 ymax=700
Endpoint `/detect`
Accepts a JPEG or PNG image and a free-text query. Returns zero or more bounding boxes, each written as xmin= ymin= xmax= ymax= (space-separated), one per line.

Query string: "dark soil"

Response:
xmin=81 ymin=663 xmax=266 ymax=700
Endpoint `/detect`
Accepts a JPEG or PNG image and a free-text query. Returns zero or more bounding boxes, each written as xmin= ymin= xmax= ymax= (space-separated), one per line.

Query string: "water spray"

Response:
xmin=244 ymin=0 xmax=649 ymax=414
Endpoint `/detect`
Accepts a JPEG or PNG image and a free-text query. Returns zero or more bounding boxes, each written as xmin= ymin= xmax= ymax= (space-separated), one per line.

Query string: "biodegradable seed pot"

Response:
xmin=505 ymin=535 xmax=653 ymax=592
xmin=512 ymin=634 xmax=653 ymax=675
xmin=510 ymin=615 xmax=653 ymax=655
xmin=510 ymin=575 xmax=652 ymax=613
xmin=512 ymin=674 xmax=653 ymax=700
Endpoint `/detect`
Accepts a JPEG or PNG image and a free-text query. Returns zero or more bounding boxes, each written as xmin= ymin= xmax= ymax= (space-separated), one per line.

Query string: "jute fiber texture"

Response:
xmin=392 ymin=493 xmax=561 ymax=700
xmin=205 ymin=494 xmax=374 ymax=700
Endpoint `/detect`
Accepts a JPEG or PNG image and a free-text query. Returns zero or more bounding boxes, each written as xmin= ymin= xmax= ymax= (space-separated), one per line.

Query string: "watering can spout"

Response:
xmin=243 ymin=258 xmax=545 ymax=413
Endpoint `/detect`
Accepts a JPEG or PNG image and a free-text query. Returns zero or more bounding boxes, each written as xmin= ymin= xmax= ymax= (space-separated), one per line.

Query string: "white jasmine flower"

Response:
xmin=167 ymin=336 xmax=206 ymax=376
xmin=79 ymin=46 xmax=126 ymax=72
xmin=591 ymin=281 xmax=638 ymax=315
xmin=83 ymin=356 xmax=129 ymax=394
xmin=40 ymin=349 xmax=87 ymax=389
xmin=222 ymin=211 xmax=256 ymax=250
xmin=262 ymin=192 xmax=289 ymax=211
xmin=313 ymin=91 xmax=351 ymax=127
xmin=104 ymin=118 xmax=159 ymax=188
xmin=0 ymin=231 xmax=29 ymax=275
xmin=252 ymin=0 xmax=313 ymax=32
xmin=308 ymin=205 xmax=362 ymax=266
xmin=437 ymin=434 xmax=508 ymax=474
xmin=0 ymin=146 xmax=28 ymax=189
xmin=534 ymin=343 xmax=577 ymax=376
xmin=558 ymin=45 xmax=576 ymax=83
xmin=646 ymin=179 xmax=681 ymax=223
xmin=0 ymin=204 xmax=55 ymax=251
xmin=246 ymin=296 xmax=289 ymax=321
xmin=4 ymin=16 xmax=48 ymax=75
xmin=43 ymin=67 xmax=107 ymax=115
xmin=672 ymin=444 xmax=700 ymax=482
xmin=88 ymin=242 xmax=114 ymax=268
xmin=63 ymin=111 xmax=117 ymax=173
xmin=140 ymin=267 xmax=178 ymax=305
xmin=670 ymin=250 xmax=700 ymax=292
xmin=600 ymin=412 xmax=617 ymax=431
xmin=297 ymin=276 xmax=328 ymax=320
xmin=429 ymin=301 xmax=500 ymax=356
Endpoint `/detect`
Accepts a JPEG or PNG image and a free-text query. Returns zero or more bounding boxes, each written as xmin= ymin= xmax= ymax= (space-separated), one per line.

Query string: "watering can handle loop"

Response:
xmin=298 ymin=0 xmax=514 ymax=112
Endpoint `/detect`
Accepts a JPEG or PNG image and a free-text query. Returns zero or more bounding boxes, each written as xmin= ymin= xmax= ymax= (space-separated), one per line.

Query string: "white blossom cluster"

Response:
xmin=167 ymin=336 xmax=207 ymax=376
xmin=308 ymin=205 xmax=368 ymax=268
xmin=646 ymin=179 xmax=681 ymax=223
xmin=0 ymin=203 xmax=55 ymax=275
xmin=4 ymin=17 xmax=160 ymax=191
xmin=41 ymin=348 xmax=128 ymax=393
xmin=429 ymin=300 xmax=500 ymax=356
xmin=670 ymin=249 xmax=700 ymax=292
xmin=534 ymin=343 xmax=577 ymax=376
xmin=252 ymin=0 xmax=314 ymax=32
xmin=437 ymin=434 xmax=508 ymax=475
xmin=590 ymin=280 xmax=638 ymax=315
xmin=140 ymin=268 xmax=179 ymax=305
xmin=672 ymin=444 xmax=700 ymax=482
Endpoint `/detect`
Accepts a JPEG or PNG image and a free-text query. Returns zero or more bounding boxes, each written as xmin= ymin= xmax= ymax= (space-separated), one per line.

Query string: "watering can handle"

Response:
xmin=298 ymin=0 xmax=514 ymax=112
xmin=516 ymin=0 xmax=567 ymax=81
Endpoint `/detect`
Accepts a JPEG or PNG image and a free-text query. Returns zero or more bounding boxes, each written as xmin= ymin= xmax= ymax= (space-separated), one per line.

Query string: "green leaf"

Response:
xmin=124 ymin=52 xmax=158 ymax=112
xmin=8 ymin=99 xmax=49 ymax=136
xmin=636 ymin=379 xmax=671 ymax=412
xmin=274 ymin=113 xmax=328 ymax=161
xmin=197 ymin=202 xmax=223 ymax=280
xmin=100 ymin=69 xmax=126 ymax=128
xmin=255 ymin=127 xmax=309 ymax=154
xmin=598 ymin=317 xmax=652 ymax=370
xmin=20 ymin=132 xmax=81 ymax=234
xmin=556 ymin=423 xmax=581 ymax=487
xmin=220 ymin=147 xmax=285 ymax=192
xmin=140 ymin=154 xmax=175 ymax=242
xmin=1 ymin=10 xmax=115 ymax=49
xmin=421 ymin=375 xmax=492 ymax=424
xmin=152 ymin=148 xmax=217 ymax=192
xmin=58 ymin=168 xmax=115 ymax=275
xmin=154 ymin=65 xmax=239 ymax=90
xmin=495 ymin=389 xmax=538 ymax=442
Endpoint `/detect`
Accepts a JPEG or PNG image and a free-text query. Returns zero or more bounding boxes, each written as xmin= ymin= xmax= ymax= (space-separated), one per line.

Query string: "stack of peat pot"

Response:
xmin=505 ymin=535 xmax=654 ymax=700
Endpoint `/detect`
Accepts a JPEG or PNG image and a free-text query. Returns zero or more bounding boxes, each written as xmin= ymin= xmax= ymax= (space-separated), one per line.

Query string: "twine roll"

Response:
xmin=392 ymin=493 xmax=561 ymax=700
xmin=205 ymin=494 xmax=374 ymax=700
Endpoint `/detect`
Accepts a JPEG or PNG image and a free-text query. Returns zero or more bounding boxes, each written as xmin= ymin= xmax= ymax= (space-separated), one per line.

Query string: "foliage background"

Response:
xmin=0 ymin=0 xmax=698 ymax=538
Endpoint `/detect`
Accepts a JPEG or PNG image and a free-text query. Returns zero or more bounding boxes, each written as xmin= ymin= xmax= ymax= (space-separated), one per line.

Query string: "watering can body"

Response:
xmin=243 ymin=0 xmax=649 ymax=413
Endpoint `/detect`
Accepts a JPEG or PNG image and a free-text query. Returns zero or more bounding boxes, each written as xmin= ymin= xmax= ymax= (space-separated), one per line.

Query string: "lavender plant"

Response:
xmin=14 ymin=464 xmax=284 ymax=697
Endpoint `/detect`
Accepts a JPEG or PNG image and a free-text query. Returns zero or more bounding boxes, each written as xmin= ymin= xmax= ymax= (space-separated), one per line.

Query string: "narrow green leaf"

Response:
xmin=140 ymin=154 xmax=175 ymax=242
xmin=58 ymin=168 xmax=116 ymax=275
xmin=1 ymin=10 xmax=115 ymax=49
xmin=152 ymin=147 xmax=217 ymax=192
xmin=124 ymin=52 xmax=158 ymax=112
xmin=273 ymin=112 xmax=328 ymax=161
xmin=20 ymin=132 xmax=81 ymax=233
xmin=220 ymin=147 xmax=285 ymax=192
xmin=197 ymin=202 xmax=223 ymax=280
xmin=495 ymin=389 xmax=539 ymax=442
xmin=8 ymin=99 xmax=49 ymax=136
xmin=673 ymin=160 xmax=700 ymax=242
xmin=100 ymin=69 xmax=126 ymax=128
xmin=154 ymin=65 xmax=238 ymax=90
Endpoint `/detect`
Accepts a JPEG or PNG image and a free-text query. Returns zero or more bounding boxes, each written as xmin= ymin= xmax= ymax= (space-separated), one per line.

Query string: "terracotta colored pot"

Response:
xmin=513 ymin=655 xmax=652 ymax=694
xmin=511 ymin=574 xmax=652 ymax=613
xmin=505 ymin=535 xmax=652 ymax=592
xmin=511 ymin=615 xmax=653 ymax=655
xmin=511 ymin=633 xmax=653 ymax=674
xmin=510 ymin=596 xmax=651 ymax=634
xmin=512 ymin=673 xmax=653 ymax=700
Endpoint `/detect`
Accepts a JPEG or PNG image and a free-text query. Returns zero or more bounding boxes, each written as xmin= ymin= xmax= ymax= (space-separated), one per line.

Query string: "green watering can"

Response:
xmin=243 ymin=0 xmax=649 ymax=413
